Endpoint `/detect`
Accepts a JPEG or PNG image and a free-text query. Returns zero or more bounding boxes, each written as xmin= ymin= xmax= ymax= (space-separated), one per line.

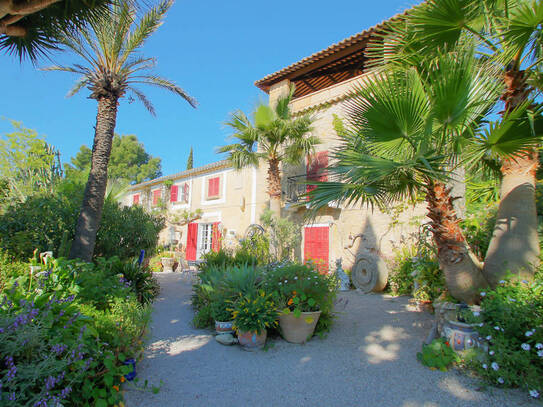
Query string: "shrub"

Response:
xmin=110 ymin=258 xmax=159 ymax=305
xmin=464 ymin=279 xmax=543 ymax=398
xmin=417 ymin=338 xmax=459 ymax=371
xmin=0 ymin=182 xmax=164 ymax=261
xmin=230 ymin=291 xmax=278 ymax=334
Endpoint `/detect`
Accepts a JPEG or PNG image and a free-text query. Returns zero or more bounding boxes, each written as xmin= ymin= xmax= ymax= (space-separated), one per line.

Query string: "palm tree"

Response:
xmin=44 ymin=0 xmax=197 ymax=261
xmin=308 ymin=50 xmax=539 ymax=304
xmin=218 ymin=87 xmax=318 ymax=217
xmin=368 ymin=0 xmax=543 ymax=286
xmin=0 ymin=0 xmax=112 ymax=60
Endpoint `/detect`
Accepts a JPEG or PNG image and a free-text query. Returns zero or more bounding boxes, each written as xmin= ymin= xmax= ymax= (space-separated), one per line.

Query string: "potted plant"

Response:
xmin=264 ymin=263 xmax=336 ymax=344
xmin=211 ymin=297 xmax=234 ymax=335
xmin=230 ymin=291 xmax=278 ymax=351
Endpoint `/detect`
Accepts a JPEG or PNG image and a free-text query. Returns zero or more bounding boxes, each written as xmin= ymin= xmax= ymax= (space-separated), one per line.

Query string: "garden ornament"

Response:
xmin=335 ymin=258 xmax=350 ymax=291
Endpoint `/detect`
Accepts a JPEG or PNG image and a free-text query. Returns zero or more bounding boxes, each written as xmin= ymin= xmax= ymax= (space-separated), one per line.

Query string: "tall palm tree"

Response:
xmin=44 ymin=0 xmax=197 ymax=261
xmin=218 ymin=87 xmax=318 ymax=217
xmin=368 ymin=0 xmax=543 ymax=286
xmin=308 ymin=50 xmax=539 ymax=304
xmin=0 ymin=0 xmax=112 ymax=60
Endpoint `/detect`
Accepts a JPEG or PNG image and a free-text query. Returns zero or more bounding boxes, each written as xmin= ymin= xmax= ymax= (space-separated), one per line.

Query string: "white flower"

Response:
xmin=508 ymin=298 xmax=516 ymax=302
xmin=472 ymin=311 xmax=480 ymax=317
xmin=497 ymin=377 xmax=504 ymax=384
xmin=499 ymin=280 xmax=506 ymax=284
xmin=494 ymin=326 xmax=500 ymax=331
xmin=491 ymin=362 xmax=499 ymax=371
xmin=284 ymin=280 xmax=288 ymax=283
xmin=480 ymin=292 xmax=486 ymax=297
xmin=536 ymin=343 xmax=543 ymax=350
xmin=489 ymin=350 xmax=495 ymax=356
xmin=529 ymin=390 xmax=539 ymax=399
xmin=521 ymin=343 xmax=531 ymax=351
xmin=294 ymin=276 xmax=298 ymax=280
xmin=526 ymin=331 xmax=534 ymax=337
xmin=278 ymin=282 xmax=282 ymax=285
xmin=537 ymin=350 xmax=543 ymax=357
xmin=479 ymin=323 xmax=484 ymax=327
xmin=482 ymin=363 xmax=488 ymax=369
xmin=486 ymin=335 xmax=492 ymax=341
xmin=522 ymin=280 xmax=529 ymax=284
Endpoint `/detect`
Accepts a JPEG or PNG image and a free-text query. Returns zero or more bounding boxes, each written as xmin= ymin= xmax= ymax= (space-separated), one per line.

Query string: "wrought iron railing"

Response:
xmin=285 ymin=174 xmax=308 ymax=203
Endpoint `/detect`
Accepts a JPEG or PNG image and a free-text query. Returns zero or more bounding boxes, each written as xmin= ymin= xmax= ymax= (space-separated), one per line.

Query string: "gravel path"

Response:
xmin=124 ymin=272 xmax=539 ymax=407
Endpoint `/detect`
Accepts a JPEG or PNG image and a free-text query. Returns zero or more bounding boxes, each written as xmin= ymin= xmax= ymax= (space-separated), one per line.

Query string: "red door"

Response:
xmin=304 ymin=226 xmax=329 ymax=274
xmin=186 ymin=222 xmax=198 ymax=261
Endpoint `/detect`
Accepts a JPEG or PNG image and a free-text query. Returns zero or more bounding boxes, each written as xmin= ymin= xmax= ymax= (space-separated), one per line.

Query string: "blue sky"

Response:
xmin=1 ymin=0 xmax=414 ymax=177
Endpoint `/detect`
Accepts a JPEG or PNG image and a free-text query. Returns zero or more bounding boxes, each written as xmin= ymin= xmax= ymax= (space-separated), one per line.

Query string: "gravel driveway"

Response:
xmin=124 ymin=272 xmax=539 ymax=407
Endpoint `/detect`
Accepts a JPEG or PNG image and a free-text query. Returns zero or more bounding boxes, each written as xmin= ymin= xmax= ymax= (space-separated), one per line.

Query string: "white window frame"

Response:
xmin=197 ymin=223 xmax=213 ymax=260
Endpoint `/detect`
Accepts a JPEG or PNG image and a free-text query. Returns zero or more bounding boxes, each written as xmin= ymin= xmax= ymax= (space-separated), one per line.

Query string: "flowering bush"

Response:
xmin=465 ymin=279 xmax=543 ymax=399
xmin=0 ymin=257 xmax=154 ymax=406
xmin=229 ymin=291 xmax=278 ymax=334
xmin=263 ymin=263 xmax=337 ymax=334
xmin=417 ymin=338 xmax=459 ymax=371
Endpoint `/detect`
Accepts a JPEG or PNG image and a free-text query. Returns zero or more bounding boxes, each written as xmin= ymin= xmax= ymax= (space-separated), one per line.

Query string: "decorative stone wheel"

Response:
xmin=351 ymin=254 xmax=388 ymax=293
xmin=244 ymin=224 xmax=265 ymax=239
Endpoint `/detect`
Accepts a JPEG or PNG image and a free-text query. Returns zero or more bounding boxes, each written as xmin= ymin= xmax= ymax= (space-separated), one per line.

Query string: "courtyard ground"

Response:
xmin=124 ymin=272 xmax=539 ymax=407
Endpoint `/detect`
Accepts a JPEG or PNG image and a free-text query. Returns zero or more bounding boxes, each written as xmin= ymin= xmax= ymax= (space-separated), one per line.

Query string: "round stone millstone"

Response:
xmin=351 ymin=254 xmax=388 ymax=293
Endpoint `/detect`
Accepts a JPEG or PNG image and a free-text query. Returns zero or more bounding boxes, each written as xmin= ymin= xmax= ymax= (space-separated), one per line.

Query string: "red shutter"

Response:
xmin=306 ymin=151 xmax=328 ymax=195
xmin=152 ymin=190 xmax=161 ymax=205
xmin=170 ymin=185 xmax=178 ymax=203
xmin=133 ymin=194 xmax=139 ymax=205
xmin=212 ymin=222 xmax=221 ymax=252
xmin=186 ymin=222 xmax=198 ymax=261
xmin=183 ymin=183 xmax=189 ymax=203
xmin=304 ymin=226 xmax=329 ymax=274
xmin=208 ymin=177 xmax=220 ymax=198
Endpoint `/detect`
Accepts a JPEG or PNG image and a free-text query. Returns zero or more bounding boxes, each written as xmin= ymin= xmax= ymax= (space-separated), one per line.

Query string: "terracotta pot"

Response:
xmin=237 ymin=330 xmax=267 ymax=351
xmin=161 ymin=257 xmax=174 ymax=272
xmin=278 ymin=311 xmax=321 ymax=344
xmin=215 ymin=320 xmax=234 ymax=335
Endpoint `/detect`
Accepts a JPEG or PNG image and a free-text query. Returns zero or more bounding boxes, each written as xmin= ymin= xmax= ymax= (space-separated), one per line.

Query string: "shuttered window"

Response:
xmin=152 ymin=190 xmax=161 ymax=206
xmin=132 ymin=194 xmax=139 ymax=205
xmin=170 ymin=185 xmax=178 ymax=203
xmin=207 ymin=176 xmax=220 ymax=199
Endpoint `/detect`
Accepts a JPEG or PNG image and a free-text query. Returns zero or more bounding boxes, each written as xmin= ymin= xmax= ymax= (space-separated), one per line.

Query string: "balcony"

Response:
xmin=285 ymin=174 xmax=309 ymax=204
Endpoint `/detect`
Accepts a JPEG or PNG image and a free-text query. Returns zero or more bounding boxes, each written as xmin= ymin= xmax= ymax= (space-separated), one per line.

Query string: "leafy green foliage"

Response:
xmin=0 ymin=256 xmax=152 ymax=406
xmin=464 ymin=278 xmax=543 ymax=395
xmin=230 ymin=291 xmax=278 ymax=334
xmin=0 ymin=120 xmax=62 ymax=206
xmin=110 ymin=259 xmax=159 ymax=305
xmin=417 ymin=338 xmax=460 ymax=371
xmin=0 ymin=181 xmax=164 ymax=261
xmin=260 ymin=210 xmax=301 ymax=261
xmin=65 ymin=134 xmax=162 ymax=185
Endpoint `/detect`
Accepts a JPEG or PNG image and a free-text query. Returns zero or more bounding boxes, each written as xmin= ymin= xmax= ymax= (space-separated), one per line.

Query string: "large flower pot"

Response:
xmin=237 ymin=330 xmax=267 ymax=351
xmin=278 ymin=311 xmax=321 ymax=344
xmin=215 ymin=320 xmax=234 ymax=335
xmin=442 ymin=319 xmax=481 ymax=353
xmin=161 ymin=257 xmax=175 ymax=272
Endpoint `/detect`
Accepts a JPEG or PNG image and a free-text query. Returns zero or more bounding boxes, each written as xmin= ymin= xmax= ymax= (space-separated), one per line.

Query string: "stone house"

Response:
xmin=123 ymin=14 xmax=424 ymax=277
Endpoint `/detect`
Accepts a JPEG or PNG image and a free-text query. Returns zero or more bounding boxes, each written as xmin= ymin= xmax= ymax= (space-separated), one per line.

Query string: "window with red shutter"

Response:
xmin=207 ymin=176 xmax=220 ymax=199
xmin=170 ymin=185 xmax=178 ymax=203
xmin=132 ymin=194 xmax=139 ymax=205
xmin=152 ymin=189 xmax=161 ymax=206
xmin=182 ymin=183 xmax=189 ymax=203
xmin=306 ymin=151 xmax=328 ymax=195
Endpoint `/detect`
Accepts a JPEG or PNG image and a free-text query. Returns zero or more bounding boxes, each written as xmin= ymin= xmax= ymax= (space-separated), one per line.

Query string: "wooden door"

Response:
xmin=304 ymin=226 xmax=329 ymax=273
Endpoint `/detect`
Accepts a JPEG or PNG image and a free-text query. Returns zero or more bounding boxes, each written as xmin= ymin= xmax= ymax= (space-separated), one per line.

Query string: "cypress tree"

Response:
xmin=186 ymin=147 xmax=193 ymax=170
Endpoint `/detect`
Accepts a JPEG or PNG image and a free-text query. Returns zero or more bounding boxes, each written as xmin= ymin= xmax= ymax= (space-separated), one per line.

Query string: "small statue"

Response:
xmin=335 ymin=258 xmax=350 ymax=291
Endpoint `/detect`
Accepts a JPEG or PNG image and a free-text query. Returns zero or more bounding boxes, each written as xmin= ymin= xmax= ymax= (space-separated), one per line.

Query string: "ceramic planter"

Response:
xmin=215 ymin=320 xmax=234 ymax=335
xmin=442 ymin=319 xmax=481 ymax=353
xmin=161 ymin=257 xmax=175 ymax=272
xmin=278 ymin=311 xmax=321 ymax=344
xmin=237 ymin=330 xmax=267 ymax=351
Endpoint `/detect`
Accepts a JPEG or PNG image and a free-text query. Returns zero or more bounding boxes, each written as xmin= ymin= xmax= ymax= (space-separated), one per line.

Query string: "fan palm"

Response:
xmin=368 ymin=0 xmax=543 ymax=286
xmin=44 ymin=0 xmax=197 ymax=261
xmin=218 ymin=86 xmax=318 ymax=217
xmin=308 ymin=50 xmax=537 ymax=304
xmin=0 ymin=0 xmax=112 ymax=60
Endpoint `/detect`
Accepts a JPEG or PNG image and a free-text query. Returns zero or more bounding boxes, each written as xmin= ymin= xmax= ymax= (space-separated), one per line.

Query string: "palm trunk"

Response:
xmin=69 ymin=95 xmax=118 ymax=261
xmin=267 ymin=158 xmax=282 ymax=218
xmin=483 ymin=151 xmax=539 ymax=285
xmin=426 ymin=182 xmax=487 ymax=304
xmin=482 ymin=69 xmax=539 ymax=285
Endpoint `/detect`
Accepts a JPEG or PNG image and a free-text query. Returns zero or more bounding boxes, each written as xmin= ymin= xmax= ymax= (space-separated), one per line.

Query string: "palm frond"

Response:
xmin=129 ymin=87 xmax=156 ymax=116
xmin=134 ymin=75 xmax=197 ymax=108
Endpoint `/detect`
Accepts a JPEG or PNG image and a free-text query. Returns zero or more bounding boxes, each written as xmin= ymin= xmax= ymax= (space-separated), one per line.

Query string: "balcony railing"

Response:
xmin=285 ymin=174 xmax=308 ymax=203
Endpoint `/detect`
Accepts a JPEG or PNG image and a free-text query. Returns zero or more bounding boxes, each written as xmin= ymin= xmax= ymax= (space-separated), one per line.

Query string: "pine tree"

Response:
xmin=186 ymin=147 xmax=193 ymax=170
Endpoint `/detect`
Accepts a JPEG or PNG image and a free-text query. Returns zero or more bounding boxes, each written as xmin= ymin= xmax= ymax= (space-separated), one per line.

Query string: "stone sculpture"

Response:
xmin=335 ymin=258 xmax=350 ymax=291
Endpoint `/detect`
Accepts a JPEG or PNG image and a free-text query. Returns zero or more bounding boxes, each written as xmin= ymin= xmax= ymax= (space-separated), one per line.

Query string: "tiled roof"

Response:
xmin=128 ymin=160 xmax=231 ymax=190
xmin=254 ymin=9 xmax=409 ymax=92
